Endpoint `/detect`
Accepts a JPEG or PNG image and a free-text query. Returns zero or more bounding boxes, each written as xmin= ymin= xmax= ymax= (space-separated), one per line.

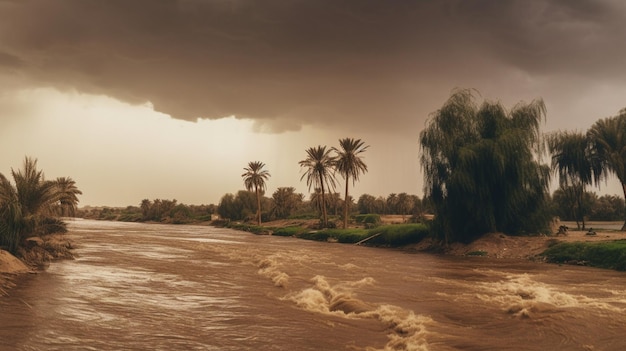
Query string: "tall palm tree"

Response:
xmin=547 ymin=131 xmax=594 ymax=229
xmin=588 ymin=110 xmax=626 ymax=230
xmin=242 ymin=161 xmax=270 ymax=225
xmin=333 ymin=138 xmax=369 ymax=229
xmin=299 ymin=146 xmax=336 ymax=227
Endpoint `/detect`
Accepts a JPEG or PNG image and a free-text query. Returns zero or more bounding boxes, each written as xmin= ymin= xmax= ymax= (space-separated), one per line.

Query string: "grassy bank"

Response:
xmin=541 ymin=240 xmax=626 ymax=271
xmin=274 ymin=223 xmax=430 ymax=247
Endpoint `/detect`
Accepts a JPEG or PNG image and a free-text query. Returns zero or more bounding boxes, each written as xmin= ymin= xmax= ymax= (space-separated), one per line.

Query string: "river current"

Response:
xmin=1 ymin=219 xmax=625 ymax=350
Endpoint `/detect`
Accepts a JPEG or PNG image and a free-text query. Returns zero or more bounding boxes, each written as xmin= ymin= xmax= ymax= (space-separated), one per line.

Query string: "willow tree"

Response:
xmin=242 ymin=161 xmax=270 ymax=225
xmin=333 ymin=138 xmax=369 ymax=229
xmin=299 ymin=146 xmax=336 ymax=227
xmin=547 ymin=131 xmax=595 ymax=229
xmin=588 ymin=109 xmax=626 ymax=230
xmin=419 ymin=89 xmax=550 ymax=244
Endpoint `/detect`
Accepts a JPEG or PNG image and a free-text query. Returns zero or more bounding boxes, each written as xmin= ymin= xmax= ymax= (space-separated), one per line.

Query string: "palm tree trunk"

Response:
xmin=320 ymin=172 xmax=328 ymax=227
xmin=255 ymin=186 xmax=261 ymax=225
xmin=343 ymin=178 xmax=349 ymax=229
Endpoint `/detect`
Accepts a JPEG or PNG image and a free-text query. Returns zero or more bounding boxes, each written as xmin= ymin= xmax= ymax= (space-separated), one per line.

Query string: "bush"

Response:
xmin=225 ymin=222 xmax=272 ymax=235
xmin=118 ymin=213 xmax=142 ymax=222
xmin=294 ymin=224 xmax=431 ymax=247
xmin=542 ymin=240 xmax=626 ymax=271
xmin=38 ymin=217 xmax=68 ymax=235
xmin=367 ymin=224 xmax=430 ymax=247
xmin=298 ymin=231 xmax=332 ymax=241
xmin=273 ymin=226 xmax=308 ymax=237
xmin=355 ymin=214 xmax=381 ymax=226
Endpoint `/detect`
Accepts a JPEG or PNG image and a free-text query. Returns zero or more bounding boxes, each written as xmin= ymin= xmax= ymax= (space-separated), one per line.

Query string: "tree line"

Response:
xmin=78 ymin=200 xmax=216 ymax=224
xmin=216 ymin=188 xmax=431 ymax=225
xmin=224 ymin=94 xmax=626 ymax=243
xmin=236 ymin=138 xmax=369 ymax=228
xmin=238 ymin=138 xmax=369 ymax=228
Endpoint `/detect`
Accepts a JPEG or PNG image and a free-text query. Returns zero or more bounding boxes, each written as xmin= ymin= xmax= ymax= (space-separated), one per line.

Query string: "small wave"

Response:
xmin=476 ymin=273 xmax=625 ymax=318
xmin=364 ymin=305 xmax=433 ymax=351
xmin=257 ymin=256 xmax=289 ymax=287
xmin=285 ymin=275 xmax=433 ymax=351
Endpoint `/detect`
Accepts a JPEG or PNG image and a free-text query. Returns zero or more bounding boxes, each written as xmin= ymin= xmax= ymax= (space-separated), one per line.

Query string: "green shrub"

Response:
xmin=226 ymin=222 xmax=271 ymax=235
xmin=322 ymin=228 xmax=369 ymax=243
xmin=542 ymin=240 xmax=626 ymax=271
xmin=294 ymin=224 xmax=431 ymax=247
xmin=298 ymin=231 xmax=332 ymax=241
xmin=466 ymin=250 xmax=488 ymax=257
xmin=367 ymin=224 xmax=430 ymax=247
xmin=355 ymin=214 xmax=381 ymax=225
xmin=273 ymin=226 xmax=307 ymax=237
xmin=118 ymin=213 xmax=142 ymax=222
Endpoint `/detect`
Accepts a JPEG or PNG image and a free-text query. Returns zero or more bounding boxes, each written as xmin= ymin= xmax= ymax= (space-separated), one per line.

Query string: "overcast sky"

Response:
xmin=1 ymin=0 xmax=625 ymax=206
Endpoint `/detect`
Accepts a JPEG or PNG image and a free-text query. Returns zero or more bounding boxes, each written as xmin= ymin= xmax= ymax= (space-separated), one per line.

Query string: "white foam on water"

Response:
xmin=364 ymin=305 xmax=433 ymax=351
xmin=257 ymin=255 xmax=290 ymax=287
xmin=283 ymin=274 xmax=434 ymax=351
xmin=475 ymin=273 xmax=626 ymax=318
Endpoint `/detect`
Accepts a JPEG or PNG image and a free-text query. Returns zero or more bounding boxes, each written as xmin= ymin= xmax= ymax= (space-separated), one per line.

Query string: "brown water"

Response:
xmin=1 ymin=219 xmax=625 ymax=350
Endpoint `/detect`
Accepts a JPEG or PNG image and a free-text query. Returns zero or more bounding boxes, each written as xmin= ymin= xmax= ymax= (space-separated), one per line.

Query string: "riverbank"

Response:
xmin=0 ymin=233 xmax=74 ymax=296
xmin=4 ymin=219 xmax=622 ymax=294
xmin=248 ymin=218 xmax=626 ymax=269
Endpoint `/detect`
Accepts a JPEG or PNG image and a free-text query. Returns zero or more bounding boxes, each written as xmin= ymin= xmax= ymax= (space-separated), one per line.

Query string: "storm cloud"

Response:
xmin=1 ymin=0 xmax=625 ymax=132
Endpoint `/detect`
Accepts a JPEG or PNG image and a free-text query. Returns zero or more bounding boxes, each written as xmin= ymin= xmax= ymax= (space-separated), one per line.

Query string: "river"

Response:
xmin=1 ymin=219 xmax=625 ymax=350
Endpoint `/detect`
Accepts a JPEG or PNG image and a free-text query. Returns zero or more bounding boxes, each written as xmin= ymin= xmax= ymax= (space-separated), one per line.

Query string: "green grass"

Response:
xmin=224 ymin=222 xmax=272 ymax=235
xmin=292 ymin=223 xmax=430 ymax=247
xmin=541 ymin=240 xmax=626 ymax=271
xmin=466 ymin=250 xmax=488 ymax=257
xmin=367 ymin=224 xmax=430 ymax=246
xmin=354 ymin=214 xmax=381 ymax=225
xmin=272 ymin=226 xmax=309 ymax=237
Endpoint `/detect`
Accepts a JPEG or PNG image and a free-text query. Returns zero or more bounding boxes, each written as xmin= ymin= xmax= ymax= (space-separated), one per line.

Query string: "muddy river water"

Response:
xmin=1 ymin=219 xmax=625 ymax=350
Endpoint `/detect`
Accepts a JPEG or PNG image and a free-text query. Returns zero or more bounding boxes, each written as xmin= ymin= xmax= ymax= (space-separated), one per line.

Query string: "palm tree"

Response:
xmin=299 ymin=146 xmax=336 ymax=227
xmin=333 ymin=138 xmax=369 ymax=229
xmin=11 ymin=157 xmax=58 ymax=217
xmin=397 ymin=192 xmax=414 ymax=222
xmin=547 ymin=131 xmax=594 ymax=229
xmin=271 ymin=187 xmax=301 ymax=219
xmin=53 ymin=177 xmax=83 ymax=217
xmin=0 ymin=157 xmax=81 ymax=253
xmin=0 ymin=173 xmax=24 ymax=253
xmin=588 ymin=110 xmax=626 ymax=230
xmin=241 ymin=161 xmax=270 ymax=225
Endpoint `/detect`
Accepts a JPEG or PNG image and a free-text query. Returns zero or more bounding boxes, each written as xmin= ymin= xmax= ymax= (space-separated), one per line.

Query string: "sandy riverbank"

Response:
xmin=0 ymin=234 xmax=74 ymax=296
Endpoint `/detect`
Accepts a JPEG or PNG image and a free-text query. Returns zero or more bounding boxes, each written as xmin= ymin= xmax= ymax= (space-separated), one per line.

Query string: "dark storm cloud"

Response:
xmin=0 ymin=0 xmax=624 ymax=132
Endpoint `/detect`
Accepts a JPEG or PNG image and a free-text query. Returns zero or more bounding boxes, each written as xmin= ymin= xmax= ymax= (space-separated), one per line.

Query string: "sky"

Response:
xmin=1 ymin=0 xmax=625 ymax=207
